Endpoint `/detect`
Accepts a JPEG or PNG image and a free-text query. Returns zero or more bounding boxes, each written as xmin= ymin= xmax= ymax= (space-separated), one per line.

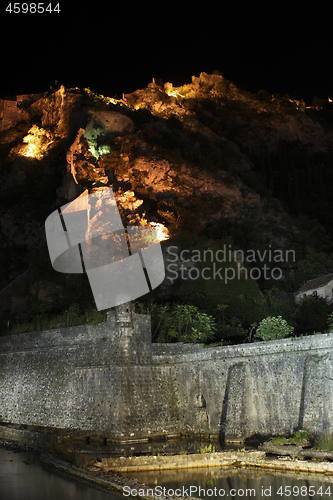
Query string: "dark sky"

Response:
xmin=1 ymin=3 xmax=332 ymax=103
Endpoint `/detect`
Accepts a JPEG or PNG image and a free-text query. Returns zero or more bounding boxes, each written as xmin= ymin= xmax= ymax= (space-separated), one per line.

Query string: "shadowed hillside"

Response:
xmin=1 ymin=74 xmax=333 ymax=340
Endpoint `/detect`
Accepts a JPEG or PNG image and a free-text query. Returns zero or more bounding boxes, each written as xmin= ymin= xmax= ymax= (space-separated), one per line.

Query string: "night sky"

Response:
xmin=1 ymin=3 xmax=332 ymax=103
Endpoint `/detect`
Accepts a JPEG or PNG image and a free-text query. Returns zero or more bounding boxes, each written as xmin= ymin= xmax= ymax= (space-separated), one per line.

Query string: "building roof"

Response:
xmin=296 ymin=273 xmax=333 ymax=294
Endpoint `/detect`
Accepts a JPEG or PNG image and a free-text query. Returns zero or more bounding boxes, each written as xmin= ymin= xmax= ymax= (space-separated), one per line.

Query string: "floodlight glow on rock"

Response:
xmin=45 ymin=188 xmax=165 ymax=310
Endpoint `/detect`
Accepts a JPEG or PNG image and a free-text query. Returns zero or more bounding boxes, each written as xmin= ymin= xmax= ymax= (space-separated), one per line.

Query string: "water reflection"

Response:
xmin=123 ymin=465 xmax=333 ymax=499
xmin=0 ymin=448 xmax=122 ymax=500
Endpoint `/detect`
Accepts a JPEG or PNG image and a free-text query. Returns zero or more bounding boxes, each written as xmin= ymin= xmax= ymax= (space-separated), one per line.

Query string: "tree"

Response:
xmin=292 ymin=296 xmax=330 ymax=334
xmin=135 ymin=301 xmax=216 ymax=343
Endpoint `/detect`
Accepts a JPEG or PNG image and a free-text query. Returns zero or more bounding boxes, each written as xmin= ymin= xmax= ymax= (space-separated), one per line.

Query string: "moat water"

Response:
xmin=123 ymin=464 xmax=333 ymax=500
xmin=0 ymin=448 xmax=122 ymax=500
xmin=2 ymin=445 xmax=333 ymax=500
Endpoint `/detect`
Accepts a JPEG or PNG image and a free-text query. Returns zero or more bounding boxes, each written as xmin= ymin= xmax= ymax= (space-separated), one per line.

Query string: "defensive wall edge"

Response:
xmin=1 ymin=303 xmax=333 ymax=443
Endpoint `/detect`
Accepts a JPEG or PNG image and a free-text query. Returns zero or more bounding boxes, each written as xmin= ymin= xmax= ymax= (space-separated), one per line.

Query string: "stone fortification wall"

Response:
xmin=0 ymin=93 xmax=45 ymax=131
xmin=0 ymin=88 xmax=81 ymax=132
xmin=1 ymin=303 xmax=333 ymax=443
xmin=149 ymin=336 xmax=333 ymax=442
xmin=0 ymin=317 xmax=122 ymax=437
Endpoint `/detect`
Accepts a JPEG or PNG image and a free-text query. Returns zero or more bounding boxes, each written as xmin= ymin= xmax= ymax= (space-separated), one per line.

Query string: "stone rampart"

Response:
xmin=0 ymin=93 xmax=45 ymax=131
xmin=1 ymin=303 xmax=333 ymax=443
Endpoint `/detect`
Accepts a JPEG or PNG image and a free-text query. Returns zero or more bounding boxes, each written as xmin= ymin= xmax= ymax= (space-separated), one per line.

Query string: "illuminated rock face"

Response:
xmin=20 ymin=125 xmax=54 ymax=159
xmin=191 ymin=71 xmax=224 ymax=89
xmin=83 ymin=111 xmax=133 ymax=160
xmin=87 ymin=110 xmax=134 ymax=135
xmin=34 ymin=86 xmax=82 ymax=130
xmin=58 ymin=110 xmax=134 ymax=201
xmin=45 ymin=187 xmax=165 ymax=310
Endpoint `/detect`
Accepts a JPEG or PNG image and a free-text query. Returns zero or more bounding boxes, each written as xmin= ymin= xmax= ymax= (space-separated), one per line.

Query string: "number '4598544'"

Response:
xmin=6 ymin=3 xmax=61 ymax=13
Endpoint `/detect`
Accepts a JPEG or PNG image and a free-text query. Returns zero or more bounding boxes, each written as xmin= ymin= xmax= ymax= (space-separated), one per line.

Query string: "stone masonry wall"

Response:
xmin=146 ymin=335 xmax=333 ymax=442
xmin=0 ymin=315 xmax=123 ymax=438
xmin=1 ymin=303 xmax=333 ymax=442
xmin=0 ymin=93 xmax=45 ymax=131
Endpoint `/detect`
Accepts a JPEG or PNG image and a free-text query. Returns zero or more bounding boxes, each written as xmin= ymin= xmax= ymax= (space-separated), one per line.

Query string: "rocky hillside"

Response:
xmin=1 ymin=73 xmax=333 ymax=336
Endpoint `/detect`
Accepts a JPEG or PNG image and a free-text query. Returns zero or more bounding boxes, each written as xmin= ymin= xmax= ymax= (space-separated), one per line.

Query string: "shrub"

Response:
xmin=269 ymin=429 xmax=312 ymax=446
xmin=198 ymin=443 xmax=215 ymax=453
xmin=158 ymin=303 xmax=216 ymax=343
xmin=83 ymin=118 xmax=111 ymax=159
xmin=314 ymin=434 xmax=333 ymax=452
xmin=288 ymin=429 xmax=312 ymax=445
xmin=256 ymin=315 xmax=294 ymax=341
xmin=269 ymin=436 xmax=288 ymax=445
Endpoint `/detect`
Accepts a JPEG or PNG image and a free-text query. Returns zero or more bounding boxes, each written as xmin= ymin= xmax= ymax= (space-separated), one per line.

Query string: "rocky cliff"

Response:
xmin=1 ymin=73 xmax=333 ymax=331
